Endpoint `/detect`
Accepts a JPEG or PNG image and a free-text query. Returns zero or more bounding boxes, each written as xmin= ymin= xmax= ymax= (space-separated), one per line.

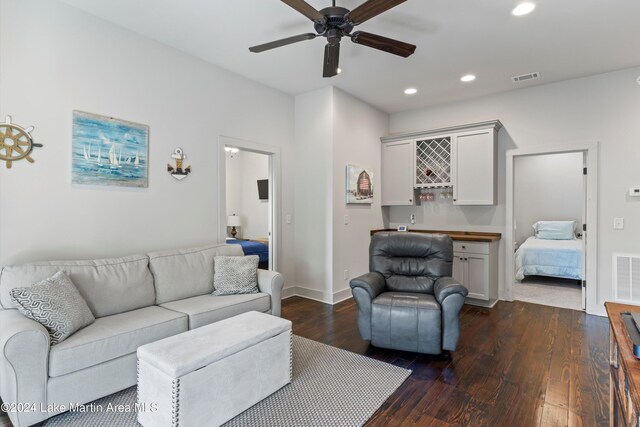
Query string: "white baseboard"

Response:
xmin=281 ymin=285 xmax=353 ymax=305
xmin=281 ymin=286 xmax=297 ymax=299
xmin=332 ymin=288 xmax=353 ymax=304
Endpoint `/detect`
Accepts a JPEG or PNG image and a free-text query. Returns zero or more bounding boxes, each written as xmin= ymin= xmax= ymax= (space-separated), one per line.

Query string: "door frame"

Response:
xmin=217 ymin=136 xmax=281 ymax=271
xmin=504 ymin=141 xmax=599 ymax=314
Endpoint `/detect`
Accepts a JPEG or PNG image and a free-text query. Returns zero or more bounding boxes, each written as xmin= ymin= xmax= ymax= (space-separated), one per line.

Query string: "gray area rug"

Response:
xmin=44 ymin=335 xmax=411 ymax=427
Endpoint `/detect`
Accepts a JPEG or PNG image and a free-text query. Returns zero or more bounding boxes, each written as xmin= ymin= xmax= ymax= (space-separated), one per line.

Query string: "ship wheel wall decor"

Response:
xmin=0 ymin=116 xmax=43 ymax=168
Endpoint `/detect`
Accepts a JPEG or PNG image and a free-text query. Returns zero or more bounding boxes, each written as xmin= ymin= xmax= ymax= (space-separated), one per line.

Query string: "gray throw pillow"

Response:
xmin=213 ymin=255 xmax=260 ymax=296
xmin=9 ymin=271 xmax=96 ymax=345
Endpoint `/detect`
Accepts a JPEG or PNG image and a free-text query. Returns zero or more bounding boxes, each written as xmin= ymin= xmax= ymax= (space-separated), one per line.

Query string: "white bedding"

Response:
xmin=515 ymin=236 xmax=583 ymax=281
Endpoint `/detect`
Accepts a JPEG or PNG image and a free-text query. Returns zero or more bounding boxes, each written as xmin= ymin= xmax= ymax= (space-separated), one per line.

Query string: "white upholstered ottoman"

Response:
xmin=137 ymin=311 xmax=292 ymax=427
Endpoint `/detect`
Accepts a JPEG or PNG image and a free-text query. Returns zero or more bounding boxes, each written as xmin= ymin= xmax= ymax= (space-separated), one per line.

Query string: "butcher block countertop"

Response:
xmin=370 ymin=229 xmax=501 ymax=242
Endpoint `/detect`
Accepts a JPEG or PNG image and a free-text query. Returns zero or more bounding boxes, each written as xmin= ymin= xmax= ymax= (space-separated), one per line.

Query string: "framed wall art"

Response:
xmin=72 ymin=110 xmax=149 ymax=188
xmin=346 ymin=164 xmax=374 ymax=204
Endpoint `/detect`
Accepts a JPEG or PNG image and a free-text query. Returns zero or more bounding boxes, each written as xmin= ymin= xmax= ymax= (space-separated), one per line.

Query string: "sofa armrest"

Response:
xmin=433 ymin=276 xmax=468 ymax=305
xmin=349 ymin=272 xmax=385 ymax=300
xmin=0 ymin=309 xmax=50 ymax=427
xmin=257 ymin=269 xmax=284 ymax=317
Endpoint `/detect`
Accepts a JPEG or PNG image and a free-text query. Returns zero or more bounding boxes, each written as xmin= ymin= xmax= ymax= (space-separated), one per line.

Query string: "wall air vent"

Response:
xmin=614 ymin=254 xmax=640 ymax=303
xmin=512 ymin=72 xmax=541 ymax=83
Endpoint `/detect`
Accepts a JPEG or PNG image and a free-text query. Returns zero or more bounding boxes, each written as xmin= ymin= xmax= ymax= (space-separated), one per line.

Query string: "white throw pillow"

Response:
xmin=9 ymin=271 xmax=95 ymax=345
xmin=213 ymin=255 xmax=259 ymax=296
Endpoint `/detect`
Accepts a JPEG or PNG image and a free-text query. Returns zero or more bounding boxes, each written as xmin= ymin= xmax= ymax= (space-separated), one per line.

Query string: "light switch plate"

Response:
xmin=614 ymin=218 xmax=624 ymax=230
xmin=344 ymin=214 xmax=349 ymax=225
xmin=286 ymin=214 xmax=292 ymax=224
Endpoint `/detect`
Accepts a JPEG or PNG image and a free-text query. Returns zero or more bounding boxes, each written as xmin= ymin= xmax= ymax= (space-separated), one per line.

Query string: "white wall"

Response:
xmin=514 ymin=152 xmax=584 ymax=245
xmin=293 ymin=87 xmax=334 ymax=301
xmin=225 ymin=150 xmax=269 ymax=239
xmin=0 ymin=0 xmax=296 ymax=288
xmin=332 ymin=88 xmax=388 ymax=301
xmin=389 ymin=66 xmax=640 ymax=314
xmin=293 ymin=87 xmax=388 ymax=303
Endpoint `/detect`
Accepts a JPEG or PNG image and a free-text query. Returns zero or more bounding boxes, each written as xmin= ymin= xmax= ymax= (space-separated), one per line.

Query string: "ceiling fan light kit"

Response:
xmin=249 ymin=0 xmax=416 ymax=78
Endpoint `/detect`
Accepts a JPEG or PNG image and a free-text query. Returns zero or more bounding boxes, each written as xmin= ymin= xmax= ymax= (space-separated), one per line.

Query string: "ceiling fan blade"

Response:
xmin=249 ymin=33 xmax=317 ymax=53
xmin=322 ymin=43 xmax=340 ymax=78
xmin=281 ymin=0 xmax=327 ymax=23
xmin=346 ymin=0 xmax=407 ymax=25
xmin=351 ymin=31 xmax=416 ymax=57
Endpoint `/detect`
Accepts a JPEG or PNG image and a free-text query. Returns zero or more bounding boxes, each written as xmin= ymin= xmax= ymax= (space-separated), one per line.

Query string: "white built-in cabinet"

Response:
xmin=381 ymin=139 xmax=415 ymax=206
xmin=451 ymin=241 xmax=499 ymax=307
xmin=380 ymin=120 xmax=501 ymax=206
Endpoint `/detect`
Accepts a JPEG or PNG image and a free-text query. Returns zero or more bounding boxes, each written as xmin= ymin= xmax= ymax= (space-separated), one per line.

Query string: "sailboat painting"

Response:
xmin=72 ymin=111 xmax=149 ymax=188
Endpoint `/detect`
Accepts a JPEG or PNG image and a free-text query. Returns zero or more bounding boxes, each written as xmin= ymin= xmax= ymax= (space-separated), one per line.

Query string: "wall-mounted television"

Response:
xmin=257 ymin=179 xmax=268 ymax=201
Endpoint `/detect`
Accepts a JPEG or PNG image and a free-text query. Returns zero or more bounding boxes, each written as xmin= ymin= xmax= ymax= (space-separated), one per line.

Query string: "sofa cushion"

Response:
xmin=149 ymin=244 xmax=243 ymax=304
xmin=160 ymin=293 xmax=270 ymax=330
xmin=0 ymin=255 xmax=155 ymax=318
xmin=49 ymin=306 xmax=187 ymax=377
xmin=10 ymin=271 xmax=95 ymax=345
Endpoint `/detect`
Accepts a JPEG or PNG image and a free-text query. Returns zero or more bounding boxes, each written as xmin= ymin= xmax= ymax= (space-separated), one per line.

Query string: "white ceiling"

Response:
xmin=61 ymin=0 xmax=640 ymax=113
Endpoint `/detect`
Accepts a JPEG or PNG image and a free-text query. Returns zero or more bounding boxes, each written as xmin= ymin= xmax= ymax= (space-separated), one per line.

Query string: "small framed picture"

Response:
xmin=397 ymin=225 xmax=408 ymax=232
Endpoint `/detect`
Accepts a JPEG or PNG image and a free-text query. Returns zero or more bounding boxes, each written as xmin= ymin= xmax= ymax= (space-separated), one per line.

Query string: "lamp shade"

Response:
xmin=227 ymin=215 xmax=242 ymax=227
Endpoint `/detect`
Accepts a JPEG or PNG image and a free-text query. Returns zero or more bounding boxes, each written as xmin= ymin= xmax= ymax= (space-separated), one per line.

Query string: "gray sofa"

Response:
xmin=0 ymin=243 xmax=284 ymax=427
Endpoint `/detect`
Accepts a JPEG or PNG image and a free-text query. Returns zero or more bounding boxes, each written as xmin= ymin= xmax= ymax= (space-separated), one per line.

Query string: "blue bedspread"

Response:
xmin=227 ymin=239 xmax=269 ymax=262
xmin=515 ymin=237 xmax=583 ymax=281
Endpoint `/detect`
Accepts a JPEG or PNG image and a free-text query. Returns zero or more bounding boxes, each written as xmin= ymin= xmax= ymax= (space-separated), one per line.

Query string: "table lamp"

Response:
xmin=227 ymin=214 xmax=241 ymax=238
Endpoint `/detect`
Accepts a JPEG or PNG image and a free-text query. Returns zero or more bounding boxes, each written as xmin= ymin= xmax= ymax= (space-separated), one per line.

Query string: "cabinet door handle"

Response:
xmin=409 ymin=199 xmax=412 ymax=202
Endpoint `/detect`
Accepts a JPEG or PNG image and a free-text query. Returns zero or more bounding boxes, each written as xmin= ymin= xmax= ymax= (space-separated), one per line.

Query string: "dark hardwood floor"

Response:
xmin=281 ymin=297 xmax=610 ymax=427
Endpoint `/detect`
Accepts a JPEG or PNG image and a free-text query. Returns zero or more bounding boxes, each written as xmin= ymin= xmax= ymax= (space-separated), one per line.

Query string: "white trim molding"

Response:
xmin=217 ymin=135 xmax=281 ymax=272
xmin=505 ymin=141 xmax=599 ymax=315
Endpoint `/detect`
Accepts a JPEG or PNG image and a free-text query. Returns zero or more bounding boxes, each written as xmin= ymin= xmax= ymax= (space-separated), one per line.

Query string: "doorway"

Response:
xmin=512 ymin=152 xmax=585 ymax=310
xmin=217 ymin=136 xmax=280 ymax=271
xmin=505 ymin=142 xmax=599 ymax=314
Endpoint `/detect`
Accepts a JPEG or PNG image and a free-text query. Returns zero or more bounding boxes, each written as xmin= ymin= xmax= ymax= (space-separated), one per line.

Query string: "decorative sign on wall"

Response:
xmin=71 ymin=111 xmax=149 ymax=188
xmin=346 ymin=164 xmax=374 ymax=204
xmin=0 ymin=116 xmax=43 ymax=168
xmin=167 ymin=147 xmax=191 ymax=180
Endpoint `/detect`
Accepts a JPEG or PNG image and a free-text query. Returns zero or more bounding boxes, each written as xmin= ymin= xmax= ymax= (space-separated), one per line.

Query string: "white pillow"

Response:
xmin=533 ymin=221 xmax=576 ymax=240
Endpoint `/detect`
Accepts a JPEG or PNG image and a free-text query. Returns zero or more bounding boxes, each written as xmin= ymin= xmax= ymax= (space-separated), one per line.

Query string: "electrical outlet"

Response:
xmin=343 ymin=269 xmax=349 ymax=280
xmin=410 ymin=214 xmax=416 ymax=224
xmin=286 ymin=214 xmax=292 ymax=224
xmin=614 ymin=218 xmax=624 ymax=230
xmin=344 ymin=214 xmax=349 ymax=225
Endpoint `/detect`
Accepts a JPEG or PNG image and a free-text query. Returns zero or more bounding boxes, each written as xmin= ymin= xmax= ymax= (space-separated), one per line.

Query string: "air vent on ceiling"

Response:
xmin=512 ymin=72 xmax=541 ymax=83
xmin=614 ymin=253 xmax=640 ymax=303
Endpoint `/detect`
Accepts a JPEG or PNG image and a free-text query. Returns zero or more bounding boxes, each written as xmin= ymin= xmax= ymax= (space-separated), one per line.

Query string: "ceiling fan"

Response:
xmin=249 ymin=0 xmax=416 ymax=78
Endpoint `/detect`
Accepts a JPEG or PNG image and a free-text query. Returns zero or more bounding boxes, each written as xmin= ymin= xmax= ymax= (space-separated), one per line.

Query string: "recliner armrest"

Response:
xmin=433 ymin=276 xmax=468 ymax=305
xmin=257 ymin=269 xmax=284 ymax=317
xmin=349 ymin=272 xmax=385 ymax=300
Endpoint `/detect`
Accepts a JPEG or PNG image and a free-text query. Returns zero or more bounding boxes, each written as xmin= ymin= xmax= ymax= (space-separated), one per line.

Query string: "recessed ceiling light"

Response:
xmin=404 ymin=88 xmax=418 ymax=95
xmin=512 ymin=2 xmax=535 ymax=16
xmin=337 ymin=68 xmax=342 ymax=74
xmin=460 ymin=74 xmax=476 ymax=82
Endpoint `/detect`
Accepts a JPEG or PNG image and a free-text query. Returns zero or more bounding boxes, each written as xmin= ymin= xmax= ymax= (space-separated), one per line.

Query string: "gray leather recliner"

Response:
xmin=350 ymin=232 xmax=468 ymax=354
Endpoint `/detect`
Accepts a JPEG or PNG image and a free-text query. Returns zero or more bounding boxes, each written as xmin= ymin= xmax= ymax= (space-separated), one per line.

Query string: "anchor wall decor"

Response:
xmin=167 ymin=147 xmax=191 ymax=180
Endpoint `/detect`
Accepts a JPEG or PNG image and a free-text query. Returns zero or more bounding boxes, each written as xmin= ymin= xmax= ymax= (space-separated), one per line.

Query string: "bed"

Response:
xmin=515 ymin=236 xmax=583 ymax=281
xmin=226 ymin=238 xmax=269 ymax=268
